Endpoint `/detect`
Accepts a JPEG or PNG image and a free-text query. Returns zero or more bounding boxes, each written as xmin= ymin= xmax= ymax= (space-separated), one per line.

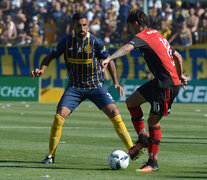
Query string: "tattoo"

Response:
xmin=109 ymin=44 xmax=131 ymax=61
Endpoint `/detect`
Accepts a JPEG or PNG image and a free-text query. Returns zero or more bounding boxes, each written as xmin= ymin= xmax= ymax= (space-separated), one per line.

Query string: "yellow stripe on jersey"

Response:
xmin=68 ymin=65 xmax=72 ymax=87
xmin=75 ymin=41 xmax=79 ymax=88
xmin=87 ymin=64 xmax=91 ymax=89
xmin=85 ymin=33 xmax=91 ymax=89
xmin=66 ymin=58 xmax=93 ymax=64
xmin=91 ymin=61 xmax=96 ymax=88
xmin=66 ymin=39 xmax=68 ymax=58
xmin=82 ymin=64 xmax=85 ymax=90
xmin=95 ymin=57 xmax=102 ymax=87
xmin=91 ymin=39 xmax=97 ymax=88
xmin=71 ymin=38 xmax=73 ymax=58
xmin=87 ymin=33 xmax=90 ymax=59
xmin=72 ymin=64 xmax=75 ymax=88
xmin=76 ymin=64 xmax=80 ymax=89
xmin=76 ymin=41 xmax=78 ymax=59
xmin=82 ymin=39 xmax=84 ymax=59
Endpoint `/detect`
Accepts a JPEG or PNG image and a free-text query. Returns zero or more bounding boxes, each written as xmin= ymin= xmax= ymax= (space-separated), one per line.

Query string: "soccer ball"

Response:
xmin=108 ymin=150 xmax=129 ymax=170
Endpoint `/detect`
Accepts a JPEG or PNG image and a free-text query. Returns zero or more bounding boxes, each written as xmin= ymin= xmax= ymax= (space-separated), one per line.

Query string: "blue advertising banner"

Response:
xmin=0 ymin=45 xmax=206 ymax=88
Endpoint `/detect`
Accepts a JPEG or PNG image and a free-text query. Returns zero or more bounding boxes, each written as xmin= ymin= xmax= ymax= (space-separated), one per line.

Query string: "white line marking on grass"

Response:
xmin=0 ymin=126 xmax=135 ymax=130
xmin=0 ymin=126 xmax=109 ymax=130
xmin=0 ymin=126 xmax=77 ymax=129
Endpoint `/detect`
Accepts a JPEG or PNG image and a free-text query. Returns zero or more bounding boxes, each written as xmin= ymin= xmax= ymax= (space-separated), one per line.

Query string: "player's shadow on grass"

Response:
xmin=0 ymin=160 xmax=111 ymax=171
xmin=0 ymin=160 xmax=39 ymax=164
xmin=169 ymin=176 xmax=207 ymax=179
xmin=0 ymin=165 xmax=110 ymax=171
xmin=162 ymin=137 xmax=207 ymax=145
xmin=168 ymin=168 xmax=207 ymax=179
xmin=163 ymin=137 xmax=207 ymax=140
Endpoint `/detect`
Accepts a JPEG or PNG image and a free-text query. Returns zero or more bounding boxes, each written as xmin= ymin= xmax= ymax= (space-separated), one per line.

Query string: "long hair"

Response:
xmin=127 ymin=10 xmax=150 ymax=28
xmin=72 ymin=12 xmax=87 ymax=23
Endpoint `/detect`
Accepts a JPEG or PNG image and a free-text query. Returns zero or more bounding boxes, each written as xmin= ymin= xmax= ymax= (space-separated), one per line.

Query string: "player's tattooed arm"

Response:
xmin=100 ymin=44 xmax=134 ymax=72
xmin=108 ymin=44 xmax=134 ymax=61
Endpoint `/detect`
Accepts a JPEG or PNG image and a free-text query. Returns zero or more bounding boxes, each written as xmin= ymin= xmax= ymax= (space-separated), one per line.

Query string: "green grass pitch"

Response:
xmin=0 ymin=101 xmax=207 ymax=180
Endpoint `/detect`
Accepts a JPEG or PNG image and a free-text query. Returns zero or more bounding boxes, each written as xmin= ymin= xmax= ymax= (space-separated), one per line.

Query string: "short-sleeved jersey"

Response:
xmin=49 ymin=32 xmax=109 ymax=89
xmin=129 ymin=29 xmax=180 ymax=88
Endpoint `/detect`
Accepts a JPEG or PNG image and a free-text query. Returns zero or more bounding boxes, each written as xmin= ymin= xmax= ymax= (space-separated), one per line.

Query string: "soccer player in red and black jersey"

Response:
xmin=101 ymin=10 xmax=188 ymax=172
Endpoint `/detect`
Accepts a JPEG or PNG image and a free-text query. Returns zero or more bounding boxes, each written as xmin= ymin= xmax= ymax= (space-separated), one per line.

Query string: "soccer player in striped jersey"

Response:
xmin=101 ymin=10 xmax=188 ymax=172
xmin=31 ymin=12 xmax=134 ymax=164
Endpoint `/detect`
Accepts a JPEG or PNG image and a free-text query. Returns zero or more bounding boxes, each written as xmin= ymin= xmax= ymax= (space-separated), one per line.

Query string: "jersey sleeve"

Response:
xmin=128 ymin=36 xmax=148 ymax=49
xmin=95 ymin=38 xmax=109 ymax=60
xmin=48 ymin=38 xmax=66 ymax=59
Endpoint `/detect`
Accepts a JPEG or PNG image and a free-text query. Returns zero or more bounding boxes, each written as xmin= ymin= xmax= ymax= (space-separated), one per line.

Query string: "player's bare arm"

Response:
xmin=109 ymin=43 xmax=134 ymax=61
xmin=101 ymin=44 xmax=134 ymax=71
xmin=108 ymin=61 xmax=125 ymax=97
xmin=173 ymin=50 xmax=188 ymax=89
xmin=31 ymin=55 xmax=54 ymax=78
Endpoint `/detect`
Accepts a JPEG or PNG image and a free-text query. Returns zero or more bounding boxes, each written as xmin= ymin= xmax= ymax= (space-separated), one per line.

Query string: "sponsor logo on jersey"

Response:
xmin=101 ymin=45 xmax=107 ymax=53
xmin=84 ymin=45 xmax=93 ymax=53
xmin=78 ymin=46 xmax=82 ymax=53
xmin=147 ymin=30 xmax=158 ymax=34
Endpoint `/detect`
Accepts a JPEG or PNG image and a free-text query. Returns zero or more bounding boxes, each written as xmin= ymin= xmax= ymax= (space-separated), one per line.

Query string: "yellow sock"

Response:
xmin=110 ymin=115 xmax=133 ymax=151
xmin=49 ymin=114 xmax=65 ymax=157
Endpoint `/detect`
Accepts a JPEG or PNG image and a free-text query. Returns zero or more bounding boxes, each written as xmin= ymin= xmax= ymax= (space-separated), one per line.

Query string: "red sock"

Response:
xmin=127 ymin=106 xmax=147 ymax=138
xmin=148 ymin=126 xmax=161 ymax=161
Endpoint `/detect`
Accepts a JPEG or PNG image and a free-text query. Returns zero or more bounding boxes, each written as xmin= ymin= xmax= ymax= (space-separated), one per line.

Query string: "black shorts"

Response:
xmin=137 ymin=79 xmax=180 ymax=116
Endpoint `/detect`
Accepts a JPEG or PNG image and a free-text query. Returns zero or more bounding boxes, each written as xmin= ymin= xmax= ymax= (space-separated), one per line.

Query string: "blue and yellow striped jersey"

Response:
xmin=49 ymin=32 xmax=109 ymax=89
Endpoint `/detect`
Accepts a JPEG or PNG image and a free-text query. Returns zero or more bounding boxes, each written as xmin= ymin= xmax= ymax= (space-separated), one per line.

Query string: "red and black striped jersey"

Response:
xmin=129 ymin=28 xmax=180 ymax=88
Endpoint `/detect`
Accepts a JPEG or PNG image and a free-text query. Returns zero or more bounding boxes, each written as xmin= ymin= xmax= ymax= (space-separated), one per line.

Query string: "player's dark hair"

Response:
xmin=72 ymin=12 xmax=87 ymax=23
xmin=127 ymin=10 xmax=150 ymax=28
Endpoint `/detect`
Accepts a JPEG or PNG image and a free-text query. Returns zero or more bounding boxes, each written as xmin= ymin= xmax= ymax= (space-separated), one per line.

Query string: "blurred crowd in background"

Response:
xmin=0 ymin=0 xmax=207 ymax=47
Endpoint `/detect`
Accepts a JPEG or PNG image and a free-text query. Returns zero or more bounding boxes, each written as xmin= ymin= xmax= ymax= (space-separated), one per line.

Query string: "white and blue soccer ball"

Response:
xmin=108 ymin=150 xmax=129 ymax=170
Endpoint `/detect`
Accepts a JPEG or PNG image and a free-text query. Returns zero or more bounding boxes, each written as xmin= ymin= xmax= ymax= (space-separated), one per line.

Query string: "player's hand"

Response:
xmin=31 ymin=68 xmax=43 ymax=79
xmin=180 ymin=74 xmax=188 ymax=90
xmin=99 ymin=58 xmax=110 ymax=72
xmin=114 ymin=83 xmax=125 ymax=97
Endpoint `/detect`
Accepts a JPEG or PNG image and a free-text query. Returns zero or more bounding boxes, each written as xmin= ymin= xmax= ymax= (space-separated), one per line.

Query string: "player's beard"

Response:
xmin=77 ymin=31 xmax=87 ymax=38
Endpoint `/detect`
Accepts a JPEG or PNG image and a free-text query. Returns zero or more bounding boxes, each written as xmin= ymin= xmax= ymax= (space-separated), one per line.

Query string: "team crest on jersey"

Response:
xmin=84 ymin=45 xmax=93 ymax=53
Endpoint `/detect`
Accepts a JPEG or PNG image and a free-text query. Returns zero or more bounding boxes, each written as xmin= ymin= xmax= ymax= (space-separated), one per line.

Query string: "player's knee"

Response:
xmin=108 ymin=104 xmax=119 ymax=118
xmin=56 ymin=106 xmax=71 ymax=119
xmin=147 ymin=114 xmax=162 ymax=127
xmin=125 ymin=96 xmax=136 ymax=107
xmin=112 ymin=107 xmax=120 ymax=116
xmin=108 ymin=106 xmax=120 ymax=117
xmin=102 ymin=104 xmax=120 ymax=118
